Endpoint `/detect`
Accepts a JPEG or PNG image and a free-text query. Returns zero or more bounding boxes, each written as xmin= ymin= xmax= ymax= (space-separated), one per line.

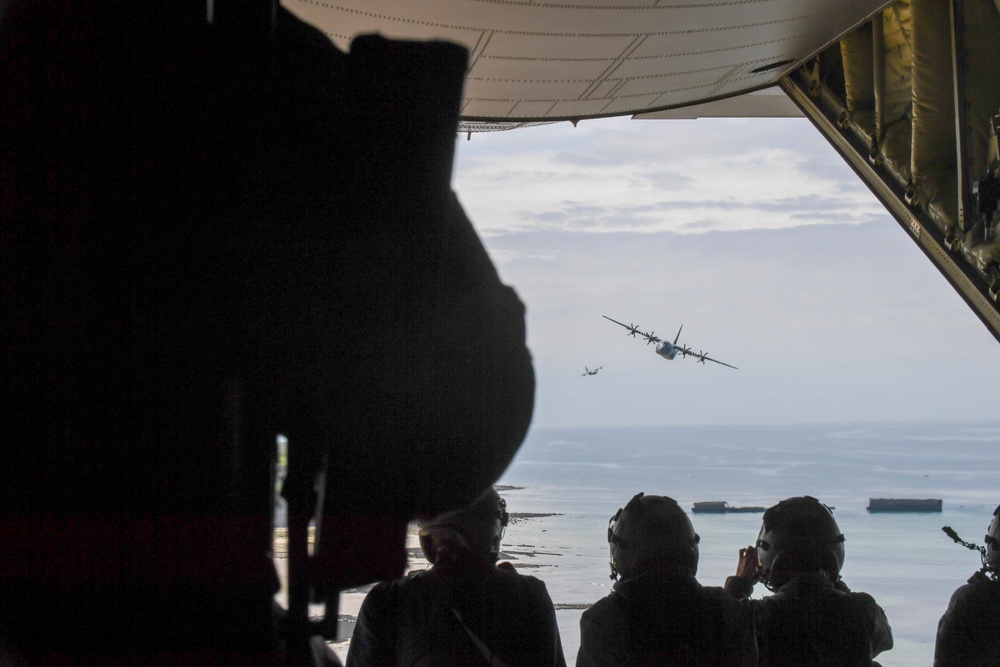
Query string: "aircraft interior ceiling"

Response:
xmin=287 ymin=0 xmax=1000 ymax=343
xmin=284 ymin=0 xmax=891 ymax=124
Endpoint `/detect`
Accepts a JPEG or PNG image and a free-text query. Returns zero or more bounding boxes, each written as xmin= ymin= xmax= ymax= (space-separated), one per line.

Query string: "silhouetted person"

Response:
xmin=726 ymin=496 xmax=892 ymax=666
xmin=934 ymin=505 xmax=1000 ymax=666
xmin=347 ymin=488 xmax=566 ymax=667
xmin=577 ymin=493 xmax=757 ymax=666
xmin=1 ymin=2 xmax=534 ymax=663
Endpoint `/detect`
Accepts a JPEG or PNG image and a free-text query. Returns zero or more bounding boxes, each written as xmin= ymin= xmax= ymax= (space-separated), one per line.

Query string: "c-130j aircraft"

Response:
xmin=603 ymin=316 xmax=738 ymax=369
xmin=3 ymin=0 xmax=1000 ymax=664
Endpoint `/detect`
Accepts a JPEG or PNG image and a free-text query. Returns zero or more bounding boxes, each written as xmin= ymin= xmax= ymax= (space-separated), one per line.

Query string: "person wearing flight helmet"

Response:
xmin=934 ymin=504 xmax=1000 ymax=666
xmin=726 ymin=495 xmax=893 ymax=666
xmin=577 ymin=492 xmax=757 ymax=666
xmin=346 ymin=487 xmax=566 ymax=667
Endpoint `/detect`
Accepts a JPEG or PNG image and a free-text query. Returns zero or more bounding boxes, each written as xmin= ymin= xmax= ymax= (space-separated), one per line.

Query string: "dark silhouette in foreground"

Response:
xmin=0 ymin=2 xmax=534 ymax=663
xmin=935 ymin=506 xmax=1000 ymax=666
xmin=577 ymin=492 xmax=756 ymax=666
xmin=726 ymin=496 xmax=893 ymax=666
xmin=348 ymin=488 xmax=566 ymax=667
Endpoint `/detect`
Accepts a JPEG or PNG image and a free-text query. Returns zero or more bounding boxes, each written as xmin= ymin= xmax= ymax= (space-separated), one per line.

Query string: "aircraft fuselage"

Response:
xmin=655 ymin=342 xmax=678 ymax=360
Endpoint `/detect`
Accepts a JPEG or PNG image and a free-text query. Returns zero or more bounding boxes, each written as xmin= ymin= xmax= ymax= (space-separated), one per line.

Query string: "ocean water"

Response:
xmin=327 ymin=421 xmax=1000 ymax=665
xmin=489 ymin=422 xmax=1000 ymax=666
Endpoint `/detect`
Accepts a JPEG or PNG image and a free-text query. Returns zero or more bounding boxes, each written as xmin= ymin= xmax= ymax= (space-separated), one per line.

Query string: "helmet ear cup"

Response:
xmin=756 ymin=534 xmax=777 ymax=585
xmin=985 ymin=504 xmax=1000 ymax=573
xmin=491 ymin=495 xmax=509 ymax=560
xmin=608 ymin=503 xmax=628 ymax=580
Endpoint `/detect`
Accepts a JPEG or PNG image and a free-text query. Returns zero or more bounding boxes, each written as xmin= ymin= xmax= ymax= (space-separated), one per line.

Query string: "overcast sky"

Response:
xmin=450 ymin=116 xmax=1000 ymax=428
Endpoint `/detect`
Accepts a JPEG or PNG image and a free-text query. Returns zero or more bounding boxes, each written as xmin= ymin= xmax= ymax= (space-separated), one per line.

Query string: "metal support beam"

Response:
xmin=951 ymin=0 xmax=974 ymax=231
xmin=780 ymin=71 xmax=1000 ymax=343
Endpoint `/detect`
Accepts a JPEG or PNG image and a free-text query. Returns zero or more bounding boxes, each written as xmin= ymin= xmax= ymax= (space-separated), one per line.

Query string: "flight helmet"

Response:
xmin=418 ymin=487 xmax=509 ymax=565
xmin=984 ymin=504 xmax=1000 ymax=575
xmin=756 ymin=495 xmax=845 ymax=591
xmin=608 ymin=492 xmax=700 ymax=581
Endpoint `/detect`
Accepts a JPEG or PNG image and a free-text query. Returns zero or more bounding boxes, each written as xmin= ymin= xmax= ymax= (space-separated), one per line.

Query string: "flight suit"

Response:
xmin=577 ymin=570 xmax=757 ymax=666
xmin=934 ymin=570 xmax=1000 ymax=666
xmin=347 ymin=559 xmax=566 ymax=667
xmin=743 ymin=574 xmax=893 ymax=666
xmin=1 ymin=1 xmax=534 ymax=662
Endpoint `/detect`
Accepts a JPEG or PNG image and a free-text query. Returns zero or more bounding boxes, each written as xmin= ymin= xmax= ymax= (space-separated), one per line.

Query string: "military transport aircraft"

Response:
xmin=603 ymin=316 xmax=738 ymax=369
xmin=578 ymin=364 xmax=607 ymax=377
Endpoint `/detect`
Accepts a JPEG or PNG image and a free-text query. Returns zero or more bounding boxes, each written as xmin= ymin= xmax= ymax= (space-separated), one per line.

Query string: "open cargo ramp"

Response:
xmin=778 ymin=0 xmax=1000 ymax=342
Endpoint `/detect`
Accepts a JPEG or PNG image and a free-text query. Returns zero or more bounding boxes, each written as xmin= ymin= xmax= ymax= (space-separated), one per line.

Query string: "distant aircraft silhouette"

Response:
xmin=578 ymin=364 xmax=607 ymax=377
xmin=603 ymin=316 xmax=738 ymax=369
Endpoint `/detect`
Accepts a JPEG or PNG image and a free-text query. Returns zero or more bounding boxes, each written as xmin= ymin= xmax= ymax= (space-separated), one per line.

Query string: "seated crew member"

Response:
xmin=577 ymin=493 xmax=757 ymax=666
xmin=726 ymin=496 xmax=893 ymax=666
xmin=934 ymin=504 xmax=1000 ymax=666
xmin=346 ymin=487 xmax=567 ymax=667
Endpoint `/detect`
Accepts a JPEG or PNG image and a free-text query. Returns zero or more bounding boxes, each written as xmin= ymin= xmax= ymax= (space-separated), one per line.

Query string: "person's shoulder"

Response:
xmin=495 ymin=561 xmax=543 ymax=584
xmin=580 ymin=591 xmax=628 ymax=635
xmin=582 ymin=591 xmax=620 ymax=616
xmin=695 ymin=584 xmax=755 ymax=627
xmin=364 ymin=578 xmax=395 ymax=598
xmin=963 ymin=570 xmax=1000 ymax=592
xmin=365 ymin=569 xmax=436 ymax=601
xmin=356 ymin=578 xmax=400 ymax=618
xmin=487 ymin=562 xmax=562 ymax=623
xmin=493 ymin=561 xmax=554 ymax=595
xmin=700 ymin=583 xmax=752 ymax=607
xmin=497 ymin=561 xmax=519 ymax=575
xmin=818 ymin=585 xmax=890 ymax=626
xmin=838 ymin=585 xmax=883 ymax=606
xmin=947 ymin=573 xmax=1000 ymax=607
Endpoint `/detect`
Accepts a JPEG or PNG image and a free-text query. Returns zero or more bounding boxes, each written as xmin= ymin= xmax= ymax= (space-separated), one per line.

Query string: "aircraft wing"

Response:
xmin=699 ymin=355 xmax=738 ymax=371
xmin=676 ymin=345 xmax=737 ymax=370
xmin=602 ymin=315 xmax=637 ymax=332
xmin=602 ymin=315 xmax=657 ymax=342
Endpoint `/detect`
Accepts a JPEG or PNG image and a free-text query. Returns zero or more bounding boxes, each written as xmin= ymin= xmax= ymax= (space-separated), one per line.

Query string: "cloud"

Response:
xmin=455 ymin=116 xmax=886 ymax=236
xmin=451 ymin=116 xmax=1000 ymax=428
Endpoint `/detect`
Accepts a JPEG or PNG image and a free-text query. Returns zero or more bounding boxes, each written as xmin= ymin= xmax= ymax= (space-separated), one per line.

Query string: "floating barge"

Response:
xmin=691 ymin=501 xmax=765 ymax=514
xmin=867 ymin=498 xmax=942 ymax=512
